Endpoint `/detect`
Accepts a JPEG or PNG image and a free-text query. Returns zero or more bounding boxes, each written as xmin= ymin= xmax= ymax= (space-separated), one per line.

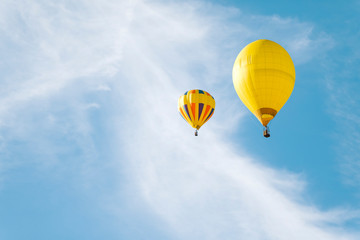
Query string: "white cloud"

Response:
xmin=0 ymin=0 xmax=358 ymax=239
xmin=326 ymin=79 xmax=360 ymax=188
xmin=321 ymin=18 xmax=360 ymax=189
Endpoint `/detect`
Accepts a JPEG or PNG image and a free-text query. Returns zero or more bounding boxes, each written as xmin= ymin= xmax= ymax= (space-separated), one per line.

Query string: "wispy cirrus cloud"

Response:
xmin=321 ymin=22 xmax=360 ymax=190
xmin=326 ymin=79 xmax=360 ymax=188
xmin=0 ymin=0 xmax=358 ymax=239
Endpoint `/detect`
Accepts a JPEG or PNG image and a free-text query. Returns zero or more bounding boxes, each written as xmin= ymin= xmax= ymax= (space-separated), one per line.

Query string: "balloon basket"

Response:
xmin=263 ymin=126 xmax=270 ymax=138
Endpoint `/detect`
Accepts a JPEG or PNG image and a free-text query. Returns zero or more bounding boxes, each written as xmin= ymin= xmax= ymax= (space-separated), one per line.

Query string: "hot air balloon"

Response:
xmin=178 ymin=89 xmax=215 ymax=136
xmin=232 ymin=39 xmax=295 ymax=138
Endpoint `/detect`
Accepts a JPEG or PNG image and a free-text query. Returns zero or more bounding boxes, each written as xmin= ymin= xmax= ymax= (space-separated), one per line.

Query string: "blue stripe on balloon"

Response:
xmin=184 ymin=105 xmax=191 ymax=120
xmin=198 ymin=103 xmax=204 ymax=120
xmin=205 ymin=108 xmax=214 ymax=121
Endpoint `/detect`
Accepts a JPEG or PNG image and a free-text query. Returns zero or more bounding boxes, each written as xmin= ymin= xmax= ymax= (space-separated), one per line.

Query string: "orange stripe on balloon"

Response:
xmin=179 ymin=108 xmax=189 ymax=121
xmin=203 ymin=109 xmax=214 ymax=124
xmin=201 ymin=105 xmax=211 ymax=122
xmin=190 ymin=103 xmax=196 ymax=120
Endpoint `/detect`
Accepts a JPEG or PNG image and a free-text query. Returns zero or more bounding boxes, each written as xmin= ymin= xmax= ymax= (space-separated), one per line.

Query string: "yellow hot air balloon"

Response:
xmin=178 ymin=89 xmax=215 ymax=136
xmin=232 ymin=39 xmax=295 ymax=138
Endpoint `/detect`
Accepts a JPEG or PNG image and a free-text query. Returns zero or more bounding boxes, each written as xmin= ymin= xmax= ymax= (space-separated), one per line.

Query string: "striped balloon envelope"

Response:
xmin=178 ymin=89 xmax=215 ymax=136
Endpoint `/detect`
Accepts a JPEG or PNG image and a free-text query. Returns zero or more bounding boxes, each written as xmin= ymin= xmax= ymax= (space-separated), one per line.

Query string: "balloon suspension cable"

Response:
xmin=263 ymin=126 xmax=270 ymax=138
xmin=195 ymin=129 xmax=198 ymax=136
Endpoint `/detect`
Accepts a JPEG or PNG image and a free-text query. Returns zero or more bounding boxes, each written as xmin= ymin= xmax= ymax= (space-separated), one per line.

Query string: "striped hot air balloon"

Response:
xmin=178 ymin=89 xmax=215 ymax=136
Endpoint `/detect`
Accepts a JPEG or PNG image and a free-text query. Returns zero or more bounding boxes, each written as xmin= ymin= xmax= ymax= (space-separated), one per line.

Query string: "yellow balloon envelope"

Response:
xmin=178 ymin=89 xmax=215 ymax=136
xmin=232 ymin=39 xmax=295 ymax=137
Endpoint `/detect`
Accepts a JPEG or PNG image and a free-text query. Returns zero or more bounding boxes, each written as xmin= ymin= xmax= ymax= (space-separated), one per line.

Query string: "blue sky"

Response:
xmin=0 ymin=0 xmax=360 ymax=239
